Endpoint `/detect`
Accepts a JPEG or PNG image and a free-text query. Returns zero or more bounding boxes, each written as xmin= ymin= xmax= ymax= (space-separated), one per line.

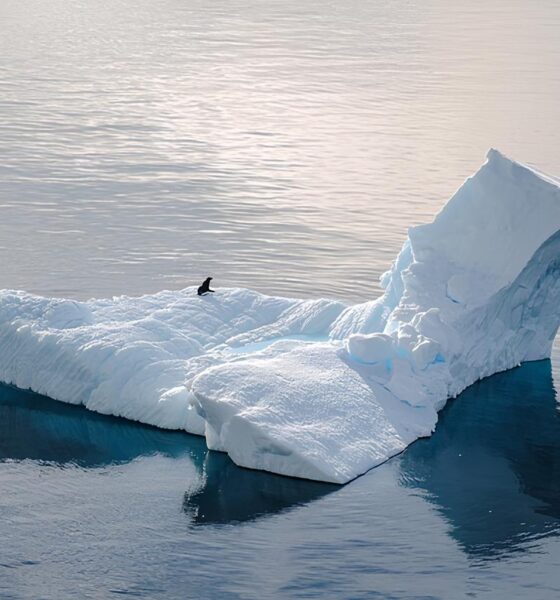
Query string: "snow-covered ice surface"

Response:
xmin=0 ymin=289 xmax=345 ymax=436
xmin=2 ymin=150 xmax=560 ymax=483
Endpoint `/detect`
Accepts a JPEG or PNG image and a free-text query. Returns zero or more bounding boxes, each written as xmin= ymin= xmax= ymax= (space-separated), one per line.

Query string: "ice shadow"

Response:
xmin=399 ymin=359 xmax=560 ymax=560
xmin=0 ymin=382 xmax=338 ymax=524
xmin=182 ymin=450 xmax=339 ymax=525
xmin=0 ymin=382 xmax=207 ymax=467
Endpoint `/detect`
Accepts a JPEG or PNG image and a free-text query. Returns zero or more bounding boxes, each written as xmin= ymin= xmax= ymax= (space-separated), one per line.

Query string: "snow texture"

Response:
xmin=2 ymin=149 xmax=560 ymax=483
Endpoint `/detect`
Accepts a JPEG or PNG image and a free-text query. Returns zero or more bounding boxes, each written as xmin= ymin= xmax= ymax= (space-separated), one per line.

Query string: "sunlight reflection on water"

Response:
xmin=1 ymin=0 xmax=559 ymax=302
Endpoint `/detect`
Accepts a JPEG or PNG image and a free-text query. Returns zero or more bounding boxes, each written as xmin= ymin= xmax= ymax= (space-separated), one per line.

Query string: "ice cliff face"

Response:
xmin=1 ymin=150 xmax=560 ymax=483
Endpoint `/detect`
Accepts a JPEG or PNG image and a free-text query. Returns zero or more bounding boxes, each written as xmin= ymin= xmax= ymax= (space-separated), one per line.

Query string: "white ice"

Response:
xmin=2 ymin=149 xmax=560 ymax=483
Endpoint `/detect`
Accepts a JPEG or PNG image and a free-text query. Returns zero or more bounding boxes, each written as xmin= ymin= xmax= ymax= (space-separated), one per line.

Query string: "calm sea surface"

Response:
xmin=1 ymin=1 xmax=560 ymax=598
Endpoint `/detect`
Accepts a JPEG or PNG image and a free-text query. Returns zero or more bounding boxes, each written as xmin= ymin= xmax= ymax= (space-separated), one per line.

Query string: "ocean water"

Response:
xmin=2 ymin=361 xmax=560 ymax=599
xmin=1 ymin=0 xmax=560 ymax=598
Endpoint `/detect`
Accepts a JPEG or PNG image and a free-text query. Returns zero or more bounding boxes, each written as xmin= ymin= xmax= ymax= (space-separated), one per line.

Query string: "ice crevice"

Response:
xmin=2 ymin=149 xmax=560 ymax=483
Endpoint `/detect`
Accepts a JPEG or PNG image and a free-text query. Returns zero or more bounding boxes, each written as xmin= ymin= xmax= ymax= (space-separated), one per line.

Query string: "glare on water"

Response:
xmin=1 ymin=0 xmax=559 ymax=302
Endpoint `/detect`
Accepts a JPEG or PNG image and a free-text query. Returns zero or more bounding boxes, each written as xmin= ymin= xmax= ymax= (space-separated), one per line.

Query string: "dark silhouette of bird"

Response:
xmin=197 ymin=277 xmax=215 ymax=296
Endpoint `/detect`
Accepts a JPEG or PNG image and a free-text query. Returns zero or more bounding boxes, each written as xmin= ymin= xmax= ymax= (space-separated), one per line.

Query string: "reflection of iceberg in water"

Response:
xmin=0 ymin=383 xmax=206 ymax=468
xmin=0 ymin=383 xmax=338 ymax=524
xmin=399 ymin=359 xmax=560 ymax=559
xmin=183 ymin=451 xmax=338 ymax=526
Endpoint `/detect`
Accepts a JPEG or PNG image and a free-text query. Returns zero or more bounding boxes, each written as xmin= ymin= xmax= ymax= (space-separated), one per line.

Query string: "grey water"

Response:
xmin=1 ymin=0 xmax=560 ymax=598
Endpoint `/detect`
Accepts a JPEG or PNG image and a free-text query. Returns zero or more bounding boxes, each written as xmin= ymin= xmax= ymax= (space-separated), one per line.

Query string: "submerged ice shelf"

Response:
xmin=2 ymin=149 xmax=560 ymax=483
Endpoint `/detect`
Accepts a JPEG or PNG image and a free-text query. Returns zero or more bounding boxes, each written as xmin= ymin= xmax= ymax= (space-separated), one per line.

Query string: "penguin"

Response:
xmin=197 ymin=277 xmax=215 ymax=296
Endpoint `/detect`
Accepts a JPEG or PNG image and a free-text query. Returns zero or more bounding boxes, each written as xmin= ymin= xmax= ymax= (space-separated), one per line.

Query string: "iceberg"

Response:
xmin=2 ymin=149 xmax=560 ymax=483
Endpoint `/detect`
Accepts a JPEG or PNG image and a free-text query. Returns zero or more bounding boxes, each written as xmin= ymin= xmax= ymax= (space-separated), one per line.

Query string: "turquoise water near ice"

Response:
xmin=2 ymin=0 xmax=560 ymax=597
